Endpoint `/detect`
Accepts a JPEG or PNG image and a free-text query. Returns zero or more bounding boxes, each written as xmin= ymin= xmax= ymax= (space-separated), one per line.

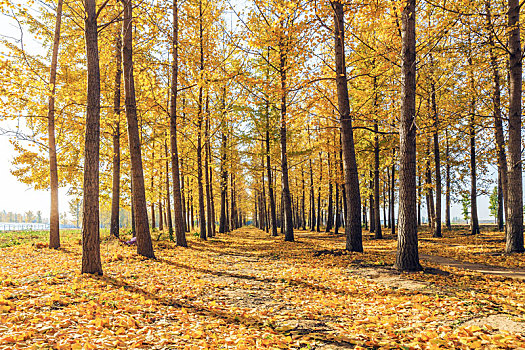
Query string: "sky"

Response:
xmin=0 ymin=2 xmax=495 ymax=223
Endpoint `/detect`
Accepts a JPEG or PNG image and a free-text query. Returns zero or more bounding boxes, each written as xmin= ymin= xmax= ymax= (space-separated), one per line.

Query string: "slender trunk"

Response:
xmin=390 ymin=149 xmax=395 ymax=236
xmin=165 ymin=139 xmax=174 ymax=239
xmin=301 ymin=165 xmax=306 ymax=230
xmin=205 ymin=95 xmax=213 ymax=238
xmin=219 ymin=128 xmax=228 ymax=233
xmin=261 ymin=142 xmax=268 ymax=232
xmin=181 ymin=158 xmax=187 ymax=232
xmin=383 ymin=175 xmax=387 ymax=229
xmin=387 ymin=168 xmax=391 ymax=228
xmin=498 ymin=174 xmax=504 ymax=231
xmin=279 ymin=44 xmax=294 ymax=242
xmin=266 ymin=130 xmax=278 ymax=236
xmin=158 ymin=198 xmax=164 ymax=231
xmin=425 ymin=142 xmax=435 ymax=231
xmin=122 ymin=0 xmax=154 ymax=258
xmin=395 ymin=0 xmax=421 ymax=271
xmin=317 ymin=152 xmax=322 ymax=232
xmin=110 ymin=26 xmax=122 ymax=239
xmin=431 ymin=75 xmax=442 ymax=237
xmin=326 ymin=152 xmax=334 ymax=232
xmin=467 ymin=47 xmax=480 ymax=236
xmin=191 ymin=186 xmax=195 ymax=231
xmin=374 ymin=120 xmax=382 ymax=238
xmin=417 ymin=172 xmax=421 ymax=227
xmin=445 ymin=129 xmax=451 ymax=229
xmin=150 ymin=152 xmax=155 ymax=230
xmin=369 ymin=173 xmax=375 ymax=233
xmin=169 ymin=0 xmax=187 ymax=246
xmin=309 ymin=158 xmax=315 ymax=232
xmin=484 ymin=2 xmax=508 ymax=235
xmin=339 ymin=144 xmax=347 ymax=228
xmin=333 ymin=0 xmax=362 ymax=251
xmin=506 ymin=0 xmax=524 ymax=252
xmin=81 ymin=0 xmax=102 ymax=274
xmin=48 ymin=0 xmax=63 ymax=249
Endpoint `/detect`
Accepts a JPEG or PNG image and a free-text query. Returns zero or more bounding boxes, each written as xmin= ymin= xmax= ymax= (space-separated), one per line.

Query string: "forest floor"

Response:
xmin=1 ymin=226 xmax=525 ymax=349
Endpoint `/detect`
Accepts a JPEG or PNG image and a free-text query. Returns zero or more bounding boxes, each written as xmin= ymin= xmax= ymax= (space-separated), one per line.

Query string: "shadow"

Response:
xmin=154 ymin=257 xmax=385 ymax=299
xmin=89 ymin=274 xmax=361 ymax=349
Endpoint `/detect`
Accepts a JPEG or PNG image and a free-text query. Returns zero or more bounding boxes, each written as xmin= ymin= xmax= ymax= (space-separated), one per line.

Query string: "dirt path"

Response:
xmin=420 ymin=253 xmax=525 ymax=280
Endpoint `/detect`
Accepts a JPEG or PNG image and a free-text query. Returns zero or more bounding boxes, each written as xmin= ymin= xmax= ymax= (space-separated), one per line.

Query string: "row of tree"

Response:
xmin=1 ymin=0 xmax=524 ymax=274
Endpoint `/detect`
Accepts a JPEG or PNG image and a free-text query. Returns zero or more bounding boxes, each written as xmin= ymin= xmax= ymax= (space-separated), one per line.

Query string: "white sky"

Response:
xmin=0 ymin=1 xmax=494 ymax=222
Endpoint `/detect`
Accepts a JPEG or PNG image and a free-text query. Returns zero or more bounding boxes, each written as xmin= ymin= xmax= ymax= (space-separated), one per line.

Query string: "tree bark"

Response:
xmin=506 ymin=0 xmax=524 ymax=252
xmin=219 ymin=128 xmax=228 ymax=233
xmin=425 ymin=142 xmax=435 ymax=231
xmin=333 ymin=0 xmax=362 ymax=251
xmin=205 ymin=95 xmax=213 ymax=238
xmin=374 ymin=120 xmax=382 ymax=238
xmin=445 ymin=129 xmax=451 ymax=229
xmin=431 ymin=76 xmax=442 ymax=237
xmin=309 ymin=158 xmax=315 ymax=232
xmin=369 ymin=173 xmax=375 ymax=233
xmin=279 ymin=44 xmax=294 ymax=242
xmin=326 ymin=151 xmax=334 ymax=232
xmin=390 ymin=149 xmax=395 ymax=236
xmin=81 ymin=0 xmax=102 ymax=274
xmin=317 ymin=152 xmax=322 ymax=232
xmin=122 ymin=0 xmax=155 ymax=258
xmin=110 ymin=24 xmax=122 ymax=239
xmin=169 ymin=0 xmax=187 ymax=246
xmin=395 ymin=0 xmax=421 ymax=271
xmin=48 ymin=0 xmax=63 ymax=249
xmin=467 ymin=46 xmax=480 ymax=236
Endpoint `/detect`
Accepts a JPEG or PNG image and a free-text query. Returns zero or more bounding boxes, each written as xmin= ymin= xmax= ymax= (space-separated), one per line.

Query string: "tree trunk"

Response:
xmin=169 ymin=0 xmax=187 ymax=246
xmin=165 ymin=139 xmax=174 ymax=239
xmin=279 ymin=45 xmax=294 ymax=242
xmin=390 ymin=149 xmax=396 ymax=236
xmin=205 ymin=96 xmax=213 ymax=238
xmin=395 ymin=0 xmax=421 ymax=271
xmin=266 ymin=127 xmax=278 ymax=236
xmin=81 ymin=0 xmax=102 ymax=274
xmin=158 ymin=199 xmax=164 ymax=231
xmin=301 ymin=165 xmax=306 ymax=230
xmin=417 ymin=172 xmax=421 ymax=227
xmin=374 ymin=120 xmax=382 ymax=238
xmin=431 ymin=76 xmax=442 ymax=237
xmin=181 ymin=158 xmax=188 ymax=232
xmin=467 ymin=46 xmax=480 ymax=236
xmin=369 ymin=173 xmax=375 ymax=233
xmin=445 ymin=129 xmax=451 ymax=229
xmin=425 ymin=142 xmax=435 ymax=231
xmin=333 ymin=0 xmax=362 ymax=251
xmin=506 ymin=0 xmax=524 ymax=252
xmin=197 ymin=0 xmax=206 ymax=240
xmin=317 ymin=152 xmax=322 ymax=232
xmin=309 ymin=158 xmax=315 ymax=232
xmin=326 ymin=151 xmax=334 ymax=232
xmin=48 ymin=0 xmax=63 ymax=249
xmin=110 ymin=25 xmax=122 ymax=239
xmin=122 ymin=0 xmax=154 ymax=258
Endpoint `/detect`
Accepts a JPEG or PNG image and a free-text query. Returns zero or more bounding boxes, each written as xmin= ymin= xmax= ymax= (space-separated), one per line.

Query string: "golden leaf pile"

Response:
xmin=0 ymin=227 xmax=524 ymax=349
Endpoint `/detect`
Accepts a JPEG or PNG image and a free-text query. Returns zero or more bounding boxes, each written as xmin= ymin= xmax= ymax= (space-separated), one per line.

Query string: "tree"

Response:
xmin=505 ymin=0 xmax=524 ymax=253
xmin=489 ymin=186 xmax=498 ymax=223
xmin=395 ymin=0 xmax=421 ymax=271
xmin=47 ymin=0 xmax=64 ymax=249
xmin=110 ymin=23 xmax=122 ymax=239
xmin=332 ymin=0 xmax=362 ymax=252
xmin=169 ymin=0 xmax=187 ymax=247
xmin=81 ymin=0 xmax=103 ymax=275
xmin=121 ymin=0 xmax=155 ymax=258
